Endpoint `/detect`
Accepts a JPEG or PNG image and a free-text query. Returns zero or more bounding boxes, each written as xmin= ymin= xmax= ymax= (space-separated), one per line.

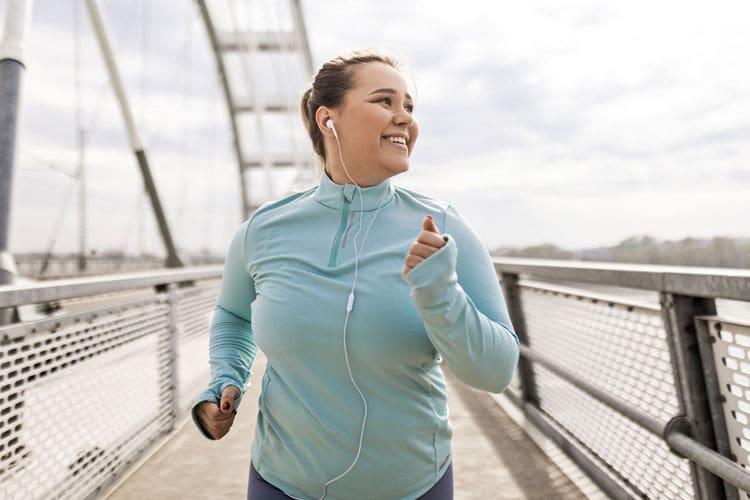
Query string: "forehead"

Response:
xmin=349 ymin=62 xmax=412 ymax=98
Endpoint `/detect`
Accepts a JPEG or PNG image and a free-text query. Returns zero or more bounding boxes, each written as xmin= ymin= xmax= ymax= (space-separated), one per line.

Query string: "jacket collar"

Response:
xmin=314 ymin=170 xmax=395 ymax=212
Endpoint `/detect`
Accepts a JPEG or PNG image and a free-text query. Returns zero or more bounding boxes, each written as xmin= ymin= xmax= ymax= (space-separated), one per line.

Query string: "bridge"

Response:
xmin=2 ymin=1 xmax=750 ymax=499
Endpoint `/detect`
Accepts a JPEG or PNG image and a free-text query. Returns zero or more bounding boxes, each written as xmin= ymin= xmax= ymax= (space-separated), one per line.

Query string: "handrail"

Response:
xmin=519 ymin=278 xmax=660 ymax=311
xmin=494 ymin=257 xmax=750 ymax=301
xmin=0 ymin=265 xmax=223 ymax=308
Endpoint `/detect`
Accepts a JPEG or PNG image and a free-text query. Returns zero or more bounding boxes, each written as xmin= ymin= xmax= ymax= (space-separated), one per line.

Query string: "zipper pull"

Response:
xmin=340 ymin=212 xmax=357 ymax=248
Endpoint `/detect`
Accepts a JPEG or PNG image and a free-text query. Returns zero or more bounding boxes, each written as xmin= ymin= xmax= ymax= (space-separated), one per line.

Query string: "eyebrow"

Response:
xmin=368 ymin=88 xmax=413 ymax=101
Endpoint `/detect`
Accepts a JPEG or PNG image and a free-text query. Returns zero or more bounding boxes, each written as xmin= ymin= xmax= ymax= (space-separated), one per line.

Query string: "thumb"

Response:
xmin=422 ymin=215 xmax=439 ymax=234
xmin=220 ymin=385 xmax=240 ymax=413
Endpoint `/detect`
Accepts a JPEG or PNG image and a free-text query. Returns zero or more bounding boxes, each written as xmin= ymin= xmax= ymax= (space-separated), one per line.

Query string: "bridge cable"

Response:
xmin=74 ymin=0 xmax=88 ymax=271
xmin=39 ymin=181 xmax=77 ymax=276
xmin=176 ymin=0 xmax=196 ymax=254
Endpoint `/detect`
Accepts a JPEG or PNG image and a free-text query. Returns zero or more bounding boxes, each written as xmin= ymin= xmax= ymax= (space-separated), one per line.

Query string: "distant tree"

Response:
xmin=493 ymin=235 xmax=750 ymax=269
xmin=492 ymin=244 xmax=576 ymax=260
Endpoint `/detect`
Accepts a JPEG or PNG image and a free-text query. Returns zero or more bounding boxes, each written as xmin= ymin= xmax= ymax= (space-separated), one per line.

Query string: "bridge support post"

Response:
xmin=660 ymin=292 xmax=731 ymax=500
xmin=158 ymin=284 xmax=180 ymax=434
xmin=500 ymin=272 xmax=538 ymax=405
xmin=0 ymin=0 xmax=33 ymax=325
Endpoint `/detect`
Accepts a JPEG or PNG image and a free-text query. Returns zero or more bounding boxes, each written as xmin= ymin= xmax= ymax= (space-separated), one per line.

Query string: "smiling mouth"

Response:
xmin=383 ymin=136 xmax=408 ymax=148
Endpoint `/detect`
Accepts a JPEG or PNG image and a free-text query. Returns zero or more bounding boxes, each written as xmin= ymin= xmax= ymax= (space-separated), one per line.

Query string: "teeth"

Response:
xmin=386 ymin=136 xmax=406 ymax=145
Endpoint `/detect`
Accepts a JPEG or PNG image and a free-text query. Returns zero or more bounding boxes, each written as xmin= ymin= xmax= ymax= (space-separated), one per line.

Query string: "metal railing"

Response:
xmin=3 ymin=258 xmax=750 ymax=499
xmin=495 ymin=257 xmax=750 ymax=500
xmin=0 ymin=266 xmax=222 ymax=500
xmin=12 ymin=255 xmax=224 ymax=280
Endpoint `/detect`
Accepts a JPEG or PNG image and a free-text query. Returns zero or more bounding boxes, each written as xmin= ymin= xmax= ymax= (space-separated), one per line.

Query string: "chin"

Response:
xmin=390 ymin=161 xmax=410 ymax=174
xmin=385 ymin=166 xmax=409 ymax=180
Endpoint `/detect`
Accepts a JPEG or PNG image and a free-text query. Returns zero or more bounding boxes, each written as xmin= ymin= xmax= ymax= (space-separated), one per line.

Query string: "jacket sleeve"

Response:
xmin=192 ymin=220 xmax=259 ymax=438
xmin=404 ymin=206 xmax=519 ymax=393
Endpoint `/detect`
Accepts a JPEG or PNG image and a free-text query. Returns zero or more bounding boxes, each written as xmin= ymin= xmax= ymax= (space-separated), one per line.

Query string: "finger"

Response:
xmin=209 ymin=422 xmax=229 ymax=440
xmin=401 ymin=263 xmax=414 ymax=282
xmin=404 ymin=254 xmax=424 ymax=270
xmin=409 ymin=241 xmax=437 ymax=259
xmin=220 ymin=385 xmax=241 ymax=414
xmin=196 ymin=404 xmax=225 ymax=429
xmin=212 ymin=409 xmax=236 ymax=422
xmin=416 ymin=230 xmax=446 ymax=249
xmin=422 ymin=215 xmax=439 ymax=234
xmin=207 ymin=411 xmax=237 ymax=439
xmin=197 ymin=401 xmax=221 ymax=422
xmin=401 ymin=255 xmax=421 ymax=281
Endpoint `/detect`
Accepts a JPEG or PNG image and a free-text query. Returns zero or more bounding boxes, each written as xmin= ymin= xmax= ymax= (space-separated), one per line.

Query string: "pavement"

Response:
xmin=106 ymin=353 xmax=586 ymax=499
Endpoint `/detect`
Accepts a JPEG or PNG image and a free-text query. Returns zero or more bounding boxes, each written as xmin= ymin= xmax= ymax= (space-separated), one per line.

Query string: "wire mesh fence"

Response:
xmin=0 ymin=275 xmax=219 ymax=500
xmin=519 ymin=281 xmax=694 ymax=499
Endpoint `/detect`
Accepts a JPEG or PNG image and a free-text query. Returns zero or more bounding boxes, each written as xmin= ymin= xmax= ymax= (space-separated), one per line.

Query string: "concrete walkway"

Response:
xmin=106 ymin=354 xmax=585 ymax=499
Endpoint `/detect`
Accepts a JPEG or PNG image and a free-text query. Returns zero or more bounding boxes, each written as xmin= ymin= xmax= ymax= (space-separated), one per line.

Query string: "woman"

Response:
xmin=193 ymin=51 xmax=519 ymax=500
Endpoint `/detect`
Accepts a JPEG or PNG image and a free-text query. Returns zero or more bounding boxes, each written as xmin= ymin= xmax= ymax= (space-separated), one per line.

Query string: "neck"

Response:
xmin=325 ymin=163 xmax=385 ymax=187
xmin=316 ymin=169 xmax=395 ymax=212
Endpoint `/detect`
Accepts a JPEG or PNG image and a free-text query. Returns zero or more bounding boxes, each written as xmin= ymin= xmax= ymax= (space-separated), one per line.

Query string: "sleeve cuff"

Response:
xmin=405 ymin=234 xmax=457 ymax=291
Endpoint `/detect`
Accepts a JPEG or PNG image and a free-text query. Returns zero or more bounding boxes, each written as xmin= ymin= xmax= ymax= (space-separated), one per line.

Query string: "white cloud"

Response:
xmin=3 ymin=0 xmax=748 ymax=256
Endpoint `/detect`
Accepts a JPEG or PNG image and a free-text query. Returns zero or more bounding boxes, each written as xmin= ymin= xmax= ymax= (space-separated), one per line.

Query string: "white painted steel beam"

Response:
xmin=494 ymin=257 xmax=750 ymax=301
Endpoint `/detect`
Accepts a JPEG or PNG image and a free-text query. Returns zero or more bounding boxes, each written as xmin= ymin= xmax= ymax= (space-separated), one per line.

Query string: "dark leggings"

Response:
xmin=247 ymin=462 xmax=453 ymax=500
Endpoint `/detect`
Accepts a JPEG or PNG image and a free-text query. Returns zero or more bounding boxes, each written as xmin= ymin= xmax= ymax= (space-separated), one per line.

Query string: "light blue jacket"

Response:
xmin=193 ymin=173 xmax=519 ymax=499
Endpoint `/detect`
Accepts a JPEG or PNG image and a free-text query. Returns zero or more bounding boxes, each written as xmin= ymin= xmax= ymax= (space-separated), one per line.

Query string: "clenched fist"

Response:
xmin=402 ymin=215 xmax=446 ymax=281
xmin=195 ymin=385 xmax=241 ymax=440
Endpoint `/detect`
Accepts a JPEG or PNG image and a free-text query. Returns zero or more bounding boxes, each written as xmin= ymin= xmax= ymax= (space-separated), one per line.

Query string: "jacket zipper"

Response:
xmin=328 ymin=199 xmax=352 ymax=267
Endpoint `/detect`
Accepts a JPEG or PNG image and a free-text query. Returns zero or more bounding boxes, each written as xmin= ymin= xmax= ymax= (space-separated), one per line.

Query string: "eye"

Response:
xmin=373 ymin=96 xmax=414 ymax=114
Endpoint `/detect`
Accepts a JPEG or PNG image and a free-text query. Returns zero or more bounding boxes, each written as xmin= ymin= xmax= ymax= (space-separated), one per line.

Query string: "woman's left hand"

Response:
xmin=402 ymin=215 xmax=446 ymax=281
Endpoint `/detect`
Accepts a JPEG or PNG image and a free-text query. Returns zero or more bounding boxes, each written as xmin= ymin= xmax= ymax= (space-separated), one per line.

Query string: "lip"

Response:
xmin=382 ymin=137 xmax=409 ymax=151
xmin=382 ymin=134 xmax=409 ymax=151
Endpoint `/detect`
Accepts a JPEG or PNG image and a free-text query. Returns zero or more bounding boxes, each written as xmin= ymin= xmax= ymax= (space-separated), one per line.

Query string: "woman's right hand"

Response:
xmin=195 ymin=385 xmax=241 ymax=440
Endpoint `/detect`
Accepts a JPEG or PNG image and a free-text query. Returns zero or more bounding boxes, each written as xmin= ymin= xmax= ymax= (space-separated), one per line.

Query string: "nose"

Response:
xmin=393 ymin=106 xmax=414 ymax=127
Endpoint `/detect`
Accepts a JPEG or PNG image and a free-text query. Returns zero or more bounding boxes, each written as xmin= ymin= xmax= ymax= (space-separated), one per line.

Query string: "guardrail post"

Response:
xmin=500 ymin=272 xmax=538 ymax=405
xmin=660 ymin=292 xmax=726 ymax=500
xmin=694 ymin=317 xmax=740 ymax=500
xmin=158 ymin=283 xmax=180 ymax=433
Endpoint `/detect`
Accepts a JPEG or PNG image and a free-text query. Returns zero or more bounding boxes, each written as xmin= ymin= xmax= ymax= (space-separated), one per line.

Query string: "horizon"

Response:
xmin=12 ymin=232 xmax=749 ymax=260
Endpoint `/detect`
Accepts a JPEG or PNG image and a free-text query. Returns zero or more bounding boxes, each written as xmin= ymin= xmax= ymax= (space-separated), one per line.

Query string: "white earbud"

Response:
xmin=326 ymin=118 xmax=338 ymax=138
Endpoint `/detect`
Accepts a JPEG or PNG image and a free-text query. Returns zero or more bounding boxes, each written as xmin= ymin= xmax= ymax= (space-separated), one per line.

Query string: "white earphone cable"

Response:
xmin=315 ymin=125 xmax=388 ymax=499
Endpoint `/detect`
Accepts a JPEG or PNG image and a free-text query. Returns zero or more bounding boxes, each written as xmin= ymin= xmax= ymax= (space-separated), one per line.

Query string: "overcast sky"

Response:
xmin=3 ymin=0 xmax=749 ymax=257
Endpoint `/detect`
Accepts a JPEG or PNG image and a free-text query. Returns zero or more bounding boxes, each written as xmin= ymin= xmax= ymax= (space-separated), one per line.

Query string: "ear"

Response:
xmin=315 ymin=106 xmax=336 ymax=138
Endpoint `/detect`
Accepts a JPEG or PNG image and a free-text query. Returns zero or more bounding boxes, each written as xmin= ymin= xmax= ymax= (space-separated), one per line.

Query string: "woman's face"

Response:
xmin=328 ymin=62 xmax=419 ymax=186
